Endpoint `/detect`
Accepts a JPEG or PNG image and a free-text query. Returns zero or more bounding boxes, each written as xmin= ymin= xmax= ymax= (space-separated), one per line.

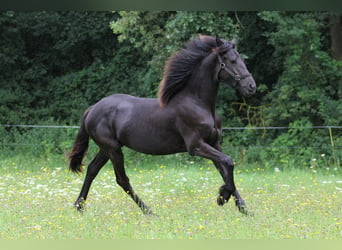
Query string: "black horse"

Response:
xmin=69 ymin=35 xmax=256 ymax=215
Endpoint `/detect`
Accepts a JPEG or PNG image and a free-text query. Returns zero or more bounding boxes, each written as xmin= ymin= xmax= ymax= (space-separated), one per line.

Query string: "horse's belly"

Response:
xmin=120 ymin=129 xmax=186 ymax=155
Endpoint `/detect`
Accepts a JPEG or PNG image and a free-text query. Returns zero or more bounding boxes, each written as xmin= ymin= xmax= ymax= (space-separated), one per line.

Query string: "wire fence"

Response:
xmin=2 ymin=124 xmax=342 ymax=130
xmin=1 ymin=124 xmax=341 ymax=169
xmin=222 ymin=126 xmax=342 ymax=130
xmin=1 ymin=124 xmax=341 ymax=149
xmin=2 ymin=124 xmax=80 ymax=129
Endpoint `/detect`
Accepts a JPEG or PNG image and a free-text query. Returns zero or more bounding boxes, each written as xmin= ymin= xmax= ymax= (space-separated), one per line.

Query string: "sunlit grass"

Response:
xmin=0 ymin=154 xmax=341 ymax=239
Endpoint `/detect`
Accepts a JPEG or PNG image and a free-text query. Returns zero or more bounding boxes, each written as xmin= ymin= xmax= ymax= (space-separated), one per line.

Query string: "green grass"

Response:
xmin=0 ymin=154 xmax=341 ymax=239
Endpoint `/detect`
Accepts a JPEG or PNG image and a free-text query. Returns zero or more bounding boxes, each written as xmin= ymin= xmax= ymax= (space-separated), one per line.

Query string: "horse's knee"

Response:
xmin=219 ymin=154 xmax=234 ymax=168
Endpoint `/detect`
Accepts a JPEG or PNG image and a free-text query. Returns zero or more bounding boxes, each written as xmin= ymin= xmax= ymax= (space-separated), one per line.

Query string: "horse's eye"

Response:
xmin=230 ymin=60 xmax=236 ymax=64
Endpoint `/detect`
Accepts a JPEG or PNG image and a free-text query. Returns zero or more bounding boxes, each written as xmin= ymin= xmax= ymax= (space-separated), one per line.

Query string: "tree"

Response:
xmin=110 ymin=11 xmax=240 ymax=98
xmin=259 ymin=11 xmax=341 ymax=127
xmin=0 ymin=11 xmax=132 ymax=124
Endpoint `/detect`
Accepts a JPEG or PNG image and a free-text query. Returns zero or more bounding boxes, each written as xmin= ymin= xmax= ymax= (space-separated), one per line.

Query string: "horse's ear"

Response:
xmin=231 ymin=37 xmax=237 ymax=48
xmin=216 ymin=36 xmax=224 ymax=47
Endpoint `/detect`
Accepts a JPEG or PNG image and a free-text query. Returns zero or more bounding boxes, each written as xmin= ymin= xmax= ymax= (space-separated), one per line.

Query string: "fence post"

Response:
xmin=328 ymin=127 xmax=340 ymax=168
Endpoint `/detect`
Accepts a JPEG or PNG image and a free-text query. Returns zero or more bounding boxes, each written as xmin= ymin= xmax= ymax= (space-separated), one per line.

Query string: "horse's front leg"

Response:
xmin=232 ymin=190 xmax=248 ymax=215
xmin=213 ymin=160 xmax=249 ymax=215
xmin=191 ymin=141 xmax=249 ymax=215
xmin=190 ymin=142 xmax=235 ymax=201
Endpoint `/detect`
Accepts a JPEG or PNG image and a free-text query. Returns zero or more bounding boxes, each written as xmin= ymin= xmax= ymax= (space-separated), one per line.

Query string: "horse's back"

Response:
xmin=85 ymin=93 xmax=157 ymax=135
xmin=85 ymin=94 xmax=186 ymax=155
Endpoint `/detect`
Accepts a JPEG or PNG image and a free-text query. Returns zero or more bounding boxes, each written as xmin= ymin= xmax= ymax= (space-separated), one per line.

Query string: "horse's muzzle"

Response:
xmin=240 ymin=77 xmax=256 ymax=97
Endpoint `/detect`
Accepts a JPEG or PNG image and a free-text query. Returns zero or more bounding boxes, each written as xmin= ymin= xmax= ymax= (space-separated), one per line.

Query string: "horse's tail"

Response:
xmin=69 ymin=108 xmax=91 ymax=173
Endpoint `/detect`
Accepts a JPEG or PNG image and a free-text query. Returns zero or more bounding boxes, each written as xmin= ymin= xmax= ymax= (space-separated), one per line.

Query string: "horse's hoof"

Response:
xmin=141 ymin=205 xmax=157 ymax=216
xmin=75 ymin=204 xmax=84 ymax=212
xmin=217 ymin=185 xmax=233 ymax=206
xmin=143 ymin=209 xmax=155 ymax=216
xmin=147 ymin=211 xmax=159 ymax=217
xmin=74 ymin=204 xmax=85 ymax=212
xmin=74 ymin=198 xmax=85 ymax=212
xmin=238 ymin=205 xmax=247 ymax=214
xmin=217 ymin=196 xmax=227 ymax=206
xmin=238 ymin=205 xmax=253 ymax=217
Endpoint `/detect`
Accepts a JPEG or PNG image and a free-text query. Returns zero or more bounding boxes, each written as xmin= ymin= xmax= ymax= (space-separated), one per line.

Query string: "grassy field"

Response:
xmin=0 ymin=153 xmax=341 ymax=239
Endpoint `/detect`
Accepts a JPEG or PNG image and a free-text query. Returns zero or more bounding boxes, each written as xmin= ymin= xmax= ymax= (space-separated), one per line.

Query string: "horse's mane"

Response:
xmin=158 ymin=35 xmax=231 ymax=106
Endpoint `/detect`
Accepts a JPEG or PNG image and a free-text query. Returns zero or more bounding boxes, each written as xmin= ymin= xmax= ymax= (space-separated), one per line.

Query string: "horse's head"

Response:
xmin=215 ymin=37 xmax=256 ymax=97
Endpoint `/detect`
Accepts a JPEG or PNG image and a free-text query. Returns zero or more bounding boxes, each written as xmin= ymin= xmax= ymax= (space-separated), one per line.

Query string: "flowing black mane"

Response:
xmin=158 ymin=35 xmax=231 ymax=106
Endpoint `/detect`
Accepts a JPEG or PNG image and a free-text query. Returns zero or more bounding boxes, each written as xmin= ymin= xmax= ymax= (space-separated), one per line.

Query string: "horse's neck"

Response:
xmin=186 ymin=59 xmax=219 ymax=114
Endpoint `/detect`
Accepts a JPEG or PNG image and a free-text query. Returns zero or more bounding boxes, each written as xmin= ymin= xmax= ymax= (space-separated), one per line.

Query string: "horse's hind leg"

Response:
xmin=109 ymin=148 xmax=153 ymax=215
xmin=74 ymin=151 xmax=109 ymax=211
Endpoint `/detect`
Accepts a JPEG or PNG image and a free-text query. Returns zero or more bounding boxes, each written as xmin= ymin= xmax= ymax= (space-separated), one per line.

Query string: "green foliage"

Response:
xmin=0 ymin=124 xmax=78 ymax=157
xmin=0 ymin=11 xmax=121 ymax=124
xmin=48 ymin=47 xmax=148 ymax=123
xmin=164 ymin=11 xmax=239 ymax=47
xmin=254 ymin=12 xmax=342 ymax=169
xmin=265 ymin=119 xmax=315 ymax=169
xmin=110 ymin=11 xmax=173 ymax=91
xmin=0 ymin=11 xmax=341 ymax=170
xmin=259 ymin=11 xmax=341 ymax=127
xmin=110 ymin=11 xmax=240 ymax=98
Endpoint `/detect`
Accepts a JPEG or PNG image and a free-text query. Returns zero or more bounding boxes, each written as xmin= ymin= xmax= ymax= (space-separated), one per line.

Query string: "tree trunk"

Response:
xmin=329 ymin=14 xmax=342 ymax=60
